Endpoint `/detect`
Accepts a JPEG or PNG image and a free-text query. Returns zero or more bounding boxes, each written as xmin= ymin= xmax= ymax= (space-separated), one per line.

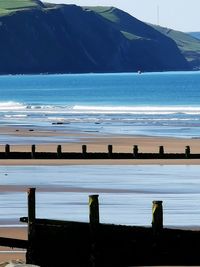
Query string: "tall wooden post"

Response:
xmin=26 ymin=188 xmax=36 ymax=264
xmin=89 ymin=195 xmax=99 ymax=225
xmin=159 ymin=146 xmax=164 ymax=156
xmin=57 ymin=145 xmax=62 ymax=159
xmin=5 ymin=144 xmax=10 ymax=157
xmin=152 ymin=200 xmax=163 ymax=234
xmin=108 ymin=145 xmax=113 ymax=158
xmin=31 ymin=145 xmax=36 ymax=159
xmin=82 ymin=145 xmax=87 ymax=158
xmin=185 ymin=145 xmax=190 ymax=158
xmin=89 ymin=195 xmax=99 ymax=267
xmin=133 ymin=145 xmax=138 ymax=158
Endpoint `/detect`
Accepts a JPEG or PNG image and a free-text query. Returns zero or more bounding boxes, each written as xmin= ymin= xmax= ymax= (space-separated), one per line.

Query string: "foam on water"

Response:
xmin=0 ymin=72 xmax=200 ymax=138
xmin=0 ymin=101 xmax=26 ymax=111
xmin=0 ymin=101 xmax=200 ymax=115
xmin=73 ymin=105 xmax=200 ymax=115
xmin=1 ymin=102 xmax=200 ymax=115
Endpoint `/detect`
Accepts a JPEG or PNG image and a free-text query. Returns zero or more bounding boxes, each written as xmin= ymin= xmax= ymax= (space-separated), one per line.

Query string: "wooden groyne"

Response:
xmin=1 ymin=188 xmax=200 ymax=266
xmin=0 ymin=144 xmax=199 ymax=159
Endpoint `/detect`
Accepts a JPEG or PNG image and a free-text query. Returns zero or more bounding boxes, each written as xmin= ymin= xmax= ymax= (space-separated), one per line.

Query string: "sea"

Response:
xmin=0 ymin=71 xmax=200 ymax=140
xmin=0 ymin=71 xmax=200 ymax=227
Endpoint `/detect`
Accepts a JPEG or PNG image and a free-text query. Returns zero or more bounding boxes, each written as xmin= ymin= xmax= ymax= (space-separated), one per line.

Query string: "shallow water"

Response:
xmin=0 ymin=165 xmax=200 ymax=227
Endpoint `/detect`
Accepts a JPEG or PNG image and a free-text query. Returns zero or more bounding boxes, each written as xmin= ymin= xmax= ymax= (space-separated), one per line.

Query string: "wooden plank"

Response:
xmin=89 ymin=194 xmax=100 ymax=267
xmin=0 ymin=237 xmax=27 ymax=249
xmin=20 ymin=217 xmax=89 ymax=227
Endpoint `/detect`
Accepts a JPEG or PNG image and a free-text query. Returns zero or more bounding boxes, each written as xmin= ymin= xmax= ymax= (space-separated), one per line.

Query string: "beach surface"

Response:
xmin=0 ymin=227 xmax=26 ymax=263
xmin=0 ymin=126 xmax=200 ymax=164
xmin=0 ymin=127 xmax=200 ymax=262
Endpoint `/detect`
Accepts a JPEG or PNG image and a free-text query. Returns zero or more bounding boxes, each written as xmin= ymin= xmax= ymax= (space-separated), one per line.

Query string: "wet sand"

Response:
xmin=0 ymin=127 xmax=200 ymax=262
xmin=0 ymin=227 xmax=26 ymax=263
xmin=0 ymin=126 xmax=200 ymax=164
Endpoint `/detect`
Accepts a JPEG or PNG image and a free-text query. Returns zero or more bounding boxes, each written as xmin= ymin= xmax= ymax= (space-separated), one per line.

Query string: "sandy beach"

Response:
xmin=0 ymin=127 xmax=200 ymax=262
xmin=0 ymin=126 xmax=200 ymax=164
xmin=0 ymin=227 xmax=26 ymax=263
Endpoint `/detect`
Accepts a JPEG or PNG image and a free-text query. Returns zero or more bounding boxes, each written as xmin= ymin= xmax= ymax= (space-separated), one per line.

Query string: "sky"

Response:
xmin=45 ymin=0 xmax=200 ymax=32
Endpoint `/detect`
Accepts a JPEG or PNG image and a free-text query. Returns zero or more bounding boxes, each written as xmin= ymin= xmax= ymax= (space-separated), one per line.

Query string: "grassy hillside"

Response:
xmin=151 ymin=25 xmax=200 ymax=69
xmin=83 ymin=6 xmax=146 ymax=40
xmin=82 ymin=6 xmax=190 ymax=71
xmin=0 ymin=3 xmax=190 ymax=74
xmin=0 ymin=0 xmax=38 ymax=9
xmin=86 ymin=6 xmax=200 ymax=70
xmin=84 ymin=6 xmax=119 ymax=23
xmin=0 ymin=0 xmax=43 ymax=15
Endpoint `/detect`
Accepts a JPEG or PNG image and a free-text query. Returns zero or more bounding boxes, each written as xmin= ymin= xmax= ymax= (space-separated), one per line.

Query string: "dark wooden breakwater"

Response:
xmin=1 ymin=188 xmax=200 ymax=266
xmin=0 ymin=144 xmax=199 ymax=159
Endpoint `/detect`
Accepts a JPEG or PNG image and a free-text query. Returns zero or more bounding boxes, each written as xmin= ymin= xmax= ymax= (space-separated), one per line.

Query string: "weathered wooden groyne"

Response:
xmin=0 ymin=144 xmax=198 ymax=159
xmin=0 ymin=188 xmax=200 ymax=266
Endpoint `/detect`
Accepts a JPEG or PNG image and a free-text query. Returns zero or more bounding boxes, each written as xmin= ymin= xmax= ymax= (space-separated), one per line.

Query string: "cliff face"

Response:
xmin=152 ymin=26 xmax=200 ymax=70
xmin=0 ymin=3 xmax=190 ymax=74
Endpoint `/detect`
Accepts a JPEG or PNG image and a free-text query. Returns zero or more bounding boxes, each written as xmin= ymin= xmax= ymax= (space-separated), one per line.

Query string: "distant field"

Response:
xmin=83 ymin=6 xmax=119 ymax=23
xmin=0 ymin=0 xmax=41 ymax=16
xmin=0 ymin=0 xmax=38 ymax=9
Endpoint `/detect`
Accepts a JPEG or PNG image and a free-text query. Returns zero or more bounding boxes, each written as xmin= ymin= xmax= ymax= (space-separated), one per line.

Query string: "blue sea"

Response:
xmin=0 ymin=71 xmax=200 ymax=139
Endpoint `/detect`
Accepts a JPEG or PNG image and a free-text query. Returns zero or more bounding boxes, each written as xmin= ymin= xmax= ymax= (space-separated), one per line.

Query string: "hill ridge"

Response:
xmin=0 ymin=1 xmax=192 ymax=74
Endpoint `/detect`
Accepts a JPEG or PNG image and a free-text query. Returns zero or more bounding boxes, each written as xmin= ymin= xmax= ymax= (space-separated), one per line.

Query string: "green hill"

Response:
xmin=151 ymin=25 xmax=200 ymax=70
xmin=0 ymin=1 xmax=190 ymax=74
xmin=0 ymin=0 xmax=44 ymax=15
xmin=0 ymin=0 xmax=38 ymax=9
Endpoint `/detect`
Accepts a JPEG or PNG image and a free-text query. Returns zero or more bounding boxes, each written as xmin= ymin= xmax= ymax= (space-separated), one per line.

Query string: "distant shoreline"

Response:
xmin=0 ymin=70 xmax=199 ymax=76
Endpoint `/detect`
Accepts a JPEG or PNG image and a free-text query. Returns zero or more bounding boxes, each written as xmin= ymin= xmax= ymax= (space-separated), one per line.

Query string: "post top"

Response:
xmin=153 ymin=200 xmax=163 ymax=204
xmin=28 ymin=188 xmax=36 ymax=192
xmin=89 ymin=194 xmax=99 ymax=198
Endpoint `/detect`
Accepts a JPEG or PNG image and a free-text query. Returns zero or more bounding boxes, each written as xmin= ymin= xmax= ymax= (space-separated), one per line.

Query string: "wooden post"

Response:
xmin=159 ymin=146 xmax=164 ymax=156
xmin=26 ymin=188 xmax=36 ymax=264
xmin=133 ymin=145 xmax=138 ymax=158
xmin=5 ymin=144 xmax=10 ymax=157
xmin=108 ymin=145 xmax=113 ymax=158
xmin=57 ymin=145 xmax=62 ymax=159
xmin=185 ymin=145 xmax=190 ymax=158
xmin=89 ymin=195 xmax=99 ymax=267
xmin=31 ymin=145 xmax=36 ymax=159
xmin=82 ymin=145 xmax=87 ymax=158
xmin=152 ymin=200 xmax=163 ymax=234
xmin=89 ymin=195 xmax=99 ymax=225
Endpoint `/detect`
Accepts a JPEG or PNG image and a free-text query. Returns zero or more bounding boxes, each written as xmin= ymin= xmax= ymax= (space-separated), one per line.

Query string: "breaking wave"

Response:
xmin=1 ymin=102 xmax=200 ymax=115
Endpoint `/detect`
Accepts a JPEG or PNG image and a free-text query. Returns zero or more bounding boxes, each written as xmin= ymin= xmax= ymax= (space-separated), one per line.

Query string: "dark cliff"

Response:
xmin=0 ymin=2 xmax=190 ymax=74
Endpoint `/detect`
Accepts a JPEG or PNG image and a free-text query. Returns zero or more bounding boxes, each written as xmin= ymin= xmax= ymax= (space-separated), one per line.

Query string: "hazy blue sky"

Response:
xmin=45 ymin=0 xmax=200 ymax=32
